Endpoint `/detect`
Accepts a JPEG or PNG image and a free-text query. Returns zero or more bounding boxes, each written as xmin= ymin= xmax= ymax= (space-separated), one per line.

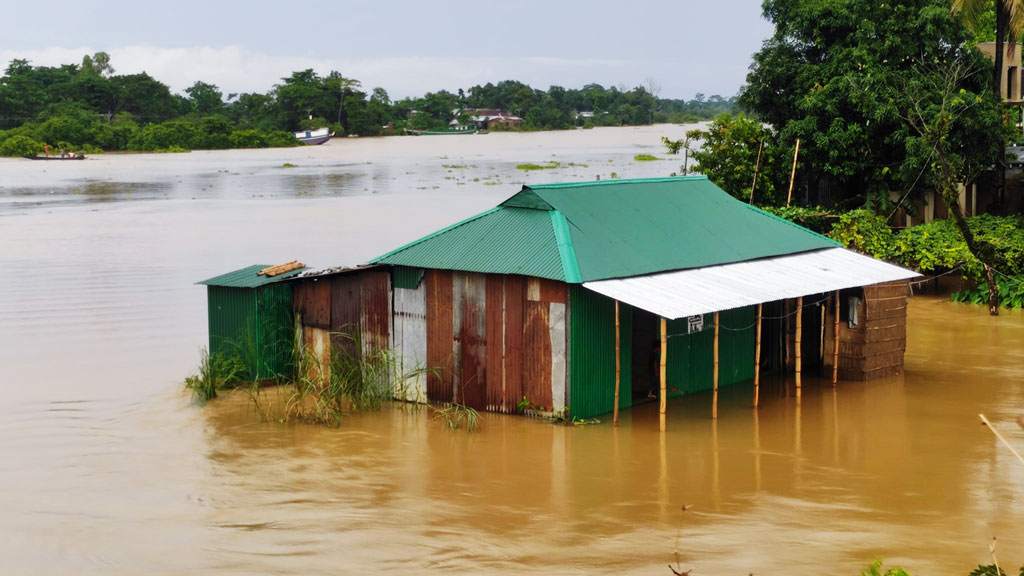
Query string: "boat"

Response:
xmin=26 ymin=154 xmax=86 ymax=160
xmin=405 ymin=126 xmax=478 ymax=136
xmin=293 ymin=127 xmax=334 ymax=145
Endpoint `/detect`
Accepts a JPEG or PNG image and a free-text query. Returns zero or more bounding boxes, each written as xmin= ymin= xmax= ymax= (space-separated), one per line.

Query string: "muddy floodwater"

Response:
xmin=2 ymin=125 xmax=1024 ymax=575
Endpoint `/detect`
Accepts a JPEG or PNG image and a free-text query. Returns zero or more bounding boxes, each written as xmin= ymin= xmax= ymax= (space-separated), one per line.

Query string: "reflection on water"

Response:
xmin=1 ymin=126 xmax=1023 ymax=574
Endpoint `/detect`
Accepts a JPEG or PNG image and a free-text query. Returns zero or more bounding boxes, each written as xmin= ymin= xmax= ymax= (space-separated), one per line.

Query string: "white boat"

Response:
xmin=293 ymin=127 xmax=333 ymax=145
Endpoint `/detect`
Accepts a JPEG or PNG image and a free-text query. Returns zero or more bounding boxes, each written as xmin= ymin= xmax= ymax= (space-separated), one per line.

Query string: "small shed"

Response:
xmin=197 ymin=262 xmax=306 ymax=380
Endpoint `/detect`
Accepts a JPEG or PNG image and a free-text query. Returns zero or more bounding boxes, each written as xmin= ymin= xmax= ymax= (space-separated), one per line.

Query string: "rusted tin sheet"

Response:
xmin=523 ymin=300 xmax=553 ymax=410
xmin=453 ymin=272 xmax=487 ymax=410
xmin=330 ymin=274 xmax=361 ymax=358
xmin=360 ymin=270 xmax=391 ymax=354
xmin=293 ymin=279 xmax=331 ymax=329
xmin=393 ymin=280 xmax=427 ymax=403
xmin=503 ymin=276 xmax=525 ymax=410
xmin=485 ymin=275 xmax=506 ymax=412
xmin=426 ymin=269 xmax=454 ymax=403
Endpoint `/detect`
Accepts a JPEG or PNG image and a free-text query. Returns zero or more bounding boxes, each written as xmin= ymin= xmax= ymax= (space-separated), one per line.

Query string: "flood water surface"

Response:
xmin=1 ymin=126 xmax=1023 ymax=575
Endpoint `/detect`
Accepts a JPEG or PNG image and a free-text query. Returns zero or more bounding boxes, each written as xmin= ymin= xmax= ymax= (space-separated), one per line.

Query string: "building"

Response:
xmin=977 ymin=42 xmax=1023 ymax=104
xmin=368 ymin=176 xmax=918 ymax=421
xmin=203 ymin=177 xmax=919 ymax=425
xmin=450 ymin=108 xmax=523 ymax=130
xmin=197 ymin=262 xmax=306 ymax=380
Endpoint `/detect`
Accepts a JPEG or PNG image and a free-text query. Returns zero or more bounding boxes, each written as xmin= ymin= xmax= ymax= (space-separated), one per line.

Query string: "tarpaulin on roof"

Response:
xmin=582 ymin=248 xmax=920 ymax=320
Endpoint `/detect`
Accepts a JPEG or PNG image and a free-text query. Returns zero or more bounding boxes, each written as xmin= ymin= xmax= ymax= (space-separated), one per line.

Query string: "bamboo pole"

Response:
xmin=786 ymin=138 xmax=801 ymax=207
xmin=832 ymin=291 xmax=840 ymax=387
xmin=713 ymin=312 xmax=720 ymax=420
xmin=795 ymin=296 xmax=803 ymax=394
xmin=659 ymin=318 xmax=668 ymax=432
xmin=754 ymin=303 xmax=762 ymax=408
xmin=979 ymin=414 xmax=1024 ymax=467
xmin=614 ymin=300 xmax=621 ymax=427
xmin=749 ymin=139 xmax=764 ymax=205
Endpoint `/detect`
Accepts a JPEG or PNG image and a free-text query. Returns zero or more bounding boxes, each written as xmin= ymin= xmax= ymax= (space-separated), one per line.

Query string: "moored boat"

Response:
xmin=293 ymin=127 xmax=334 ymax=145
xmin=405 ymin=126 xmax=478 ymax=136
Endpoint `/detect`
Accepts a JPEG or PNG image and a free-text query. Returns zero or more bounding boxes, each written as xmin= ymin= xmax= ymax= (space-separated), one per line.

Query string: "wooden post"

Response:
xmin=713 ymin=312 xmax=720 ymax=419
xmin=613 ymin=300 xmax=621 ymax=426
xmin=832 ymin=290 xmax=840 ymax=387
xmin=786 ymin=138 xmax=801 ymax=207
xmin=753 ymin=303 xmax=762 ymax=408
xmin=749 ymin=139 xmax=764 ymax=205
xmin=659 ymin=317 xmax=667 ymax=432
xmin=795 ymin=296 xmax=803 ymax=395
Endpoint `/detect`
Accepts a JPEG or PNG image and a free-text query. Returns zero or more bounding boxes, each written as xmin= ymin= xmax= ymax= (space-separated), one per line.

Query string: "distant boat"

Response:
xmin=26 ymin=154 xmax=86 ymax=160
xmin=405 ymin=126 xmax=478 ymax=136
xmin=293 ymin=127 xmax=334 ymax=145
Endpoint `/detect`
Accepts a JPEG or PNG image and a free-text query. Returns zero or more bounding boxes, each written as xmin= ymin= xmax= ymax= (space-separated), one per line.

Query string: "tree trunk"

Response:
xmin=941 ymin=181 xmax=1001 ymax=316
xmin=986 ymin=264 xmax=1000 ymax=315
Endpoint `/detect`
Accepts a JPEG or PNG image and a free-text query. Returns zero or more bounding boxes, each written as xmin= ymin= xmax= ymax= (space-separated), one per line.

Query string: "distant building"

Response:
xmin=451 ymin=108 xmax=523 ymax=129
xmin=977 ymin=42 xmax=1023 ymax=104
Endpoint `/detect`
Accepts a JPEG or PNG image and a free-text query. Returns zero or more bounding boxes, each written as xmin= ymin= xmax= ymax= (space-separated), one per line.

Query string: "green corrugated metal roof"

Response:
xmin=197 ymin=264 xmax=306 ymax=288
xmin=371 ymin=176 xmax=839 ymax=283
xmin=372 ymin=206 xmax=566 ymax=281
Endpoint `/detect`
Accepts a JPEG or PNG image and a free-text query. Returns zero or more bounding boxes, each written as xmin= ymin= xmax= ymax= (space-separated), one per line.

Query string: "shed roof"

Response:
xmin=198 ymin=264 xmax=307 ymax=288
xmin=372 ymin=176 xmax=839 ymax=282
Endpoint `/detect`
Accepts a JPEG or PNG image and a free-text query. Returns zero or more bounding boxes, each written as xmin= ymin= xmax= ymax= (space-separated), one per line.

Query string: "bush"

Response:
xmin=830 ymin=209 xmax=896 ymax=260
xmin=0 ymin=135 xmax=44 ymax=157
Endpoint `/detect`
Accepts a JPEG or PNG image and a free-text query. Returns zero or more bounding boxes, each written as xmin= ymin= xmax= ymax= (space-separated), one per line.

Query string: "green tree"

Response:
xmin=740 ymin=0 xmax=1003 ymax=208
xmin=689 ymin=113 xmax=788 ymax=204
xmin=185 ymin=81 xmax=223 ymax=115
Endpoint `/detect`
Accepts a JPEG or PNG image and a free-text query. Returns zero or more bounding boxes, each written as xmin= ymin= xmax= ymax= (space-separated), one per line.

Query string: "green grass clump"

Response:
xmin=432 ymin=403 xmax=480 ymax=432
xmin=184 ymin=347 xmax=245 ymax=404
xmin=634 ymin=154 xmax=659 ymax=161
xmin=516 ymin=161 xmax=560 ymax=171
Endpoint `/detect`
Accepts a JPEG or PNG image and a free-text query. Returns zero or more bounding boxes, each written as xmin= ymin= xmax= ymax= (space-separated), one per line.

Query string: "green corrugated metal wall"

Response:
xmin=568 ymin=286 xmax=632 ymax=420
xmin=208 ymin=286 xmax=255 ymax=362
xmin=665 ymin=306 xmax=755 ymax=397
xmin=207 ymin=284 xmax=295 ymax=381
xmin=255 ymin=283 xmax=295 ymax=379
xmin=568 ymin=295 xmax=756 ymax=418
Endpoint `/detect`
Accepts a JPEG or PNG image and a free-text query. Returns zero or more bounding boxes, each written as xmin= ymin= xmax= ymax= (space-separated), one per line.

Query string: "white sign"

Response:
xmin=687 ymin=315 xmax=704 ymax=334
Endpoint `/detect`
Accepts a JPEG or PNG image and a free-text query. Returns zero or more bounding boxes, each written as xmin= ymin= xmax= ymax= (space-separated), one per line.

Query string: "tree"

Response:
xmin=876 ymin=59 xmax=1008 ymax=313
xmin=688 ymin=113 xmax=788 ymax=204
xmin=185 ymin=81 xmax=223 ymax=115
xmin=740 ymin=0 xmax=1003 ymax=208
xmin=81 ymin=52 xmax=114 ymax=77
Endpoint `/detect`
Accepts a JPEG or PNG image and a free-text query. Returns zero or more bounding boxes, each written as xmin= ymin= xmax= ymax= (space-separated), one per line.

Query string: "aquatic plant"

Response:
xmin=634 ymin=154 xmax=659 ymax=161
xmin=282 ymin=162 xmax=297 ymax=168
xmin=432 ymin=403 xmax=480 ymax=432
xmin=184 ymin=347 xmax=245 ymax=404
xmin=516 ymin=161 xmax=560 ymax=171
xmin=860 ymin=560 xmax=911 ymax=576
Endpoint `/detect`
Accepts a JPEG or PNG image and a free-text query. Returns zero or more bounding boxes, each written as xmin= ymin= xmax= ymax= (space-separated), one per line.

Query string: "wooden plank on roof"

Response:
xmin=259 ymin=261 xmax=304 ymax=277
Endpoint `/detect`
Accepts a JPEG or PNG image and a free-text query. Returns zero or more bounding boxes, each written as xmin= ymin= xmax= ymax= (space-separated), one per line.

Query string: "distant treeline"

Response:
xmin=0 ymin=52 xmax=737 ymax=155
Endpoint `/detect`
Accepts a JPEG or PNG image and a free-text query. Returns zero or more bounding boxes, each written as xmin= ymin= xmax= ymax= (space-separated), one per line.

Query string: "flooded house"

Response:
xmin=204 ymin=176 xmax=919 ymax=424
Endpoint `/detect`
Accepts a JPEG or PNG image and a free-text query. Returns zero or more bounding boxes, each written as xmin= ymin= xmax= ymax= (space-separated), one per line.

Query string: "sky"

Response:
xmin=1 ymin=0 xmax=774 ymax=100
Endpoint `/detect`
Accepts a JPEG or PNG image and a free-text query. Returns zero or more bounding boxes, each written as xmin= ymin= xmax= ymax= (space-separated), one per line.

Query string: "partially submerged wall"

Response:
xmin=824 ymin=281 xmax=909 ymax=380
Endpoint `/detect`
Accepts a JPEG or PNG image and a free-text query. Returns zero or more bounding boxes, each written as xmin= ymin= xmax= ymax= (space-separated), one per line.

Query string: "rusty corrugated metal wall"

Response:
xmin=425 ymin=269 xmax=455 ymax=403
xmin=292 ymin=271 xmax=392 ymax=383
xmin=417 ymin=271 xmax=567 ymax=413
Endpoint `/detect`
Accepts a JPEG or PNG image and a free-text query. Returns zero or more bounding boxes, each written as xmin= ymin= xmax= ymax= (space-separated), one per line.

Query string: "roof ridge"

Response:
xmin=527 ymin=175 xmax=707 ymax=190
xmin=549 ymin=210 xmax=582 ymax=283
xmin=741 ymin=203 xmax=841 ymax=246
xmin=369 ymin=206 xmax=504 ymax=263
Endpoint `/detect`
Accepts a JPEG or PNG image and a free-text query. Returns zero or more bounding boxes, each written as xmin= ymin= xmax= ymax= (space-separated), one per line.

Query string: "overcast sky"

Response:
xmin=1 ymin=0 xmax=773 ymax=100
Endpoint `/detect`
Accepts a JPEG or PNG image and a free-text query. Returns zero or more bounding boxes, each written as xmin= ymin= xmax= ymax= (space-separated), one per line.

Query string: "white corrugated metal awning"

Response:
xmin=583 ymin=247 xmax=920 ymax=320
